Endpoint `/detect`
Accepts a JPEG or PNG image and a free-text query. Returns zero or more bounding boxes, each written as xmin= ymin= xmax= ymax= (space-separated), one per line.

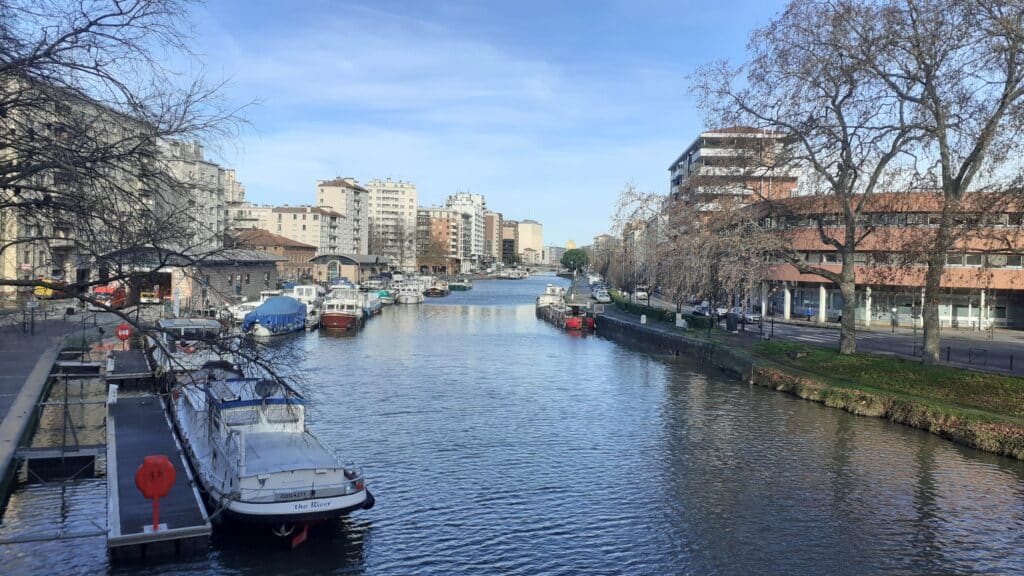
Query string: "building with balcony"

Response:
xmin=364 ymin=178 xmax=418 ymax=272
xmin=417 ymin=207 xmax=470 ymax=274
xmin=445 ymin=192 xmax=487 ymax=267
xmin=501 ymin=220 xmax=519 ymax=264
xmin=484 ymin=211 xmax=503 ymax=262
xmin=668 ymin=127 xmax=798 ymax=211
xmin=317 ymin=177 xmax=369 ymax=254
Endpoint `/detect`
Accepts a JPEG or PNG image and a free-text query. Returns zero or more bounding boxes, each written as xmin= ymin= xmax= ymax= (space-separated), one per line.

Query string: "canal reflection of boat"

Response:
xmin=170 ymin=376 xmax=374 ymax=539
xmin=321 ymin=289 xmax=365 ymax=330
xmin=241 ymin=296 xmax=307 ymax=337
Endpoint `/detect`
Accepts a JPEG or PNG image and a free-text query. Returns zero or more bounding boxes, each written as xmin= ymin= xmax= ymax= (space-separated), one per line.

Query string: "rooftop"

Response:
xmin=233 ymin=229 xmax=317 ymax=250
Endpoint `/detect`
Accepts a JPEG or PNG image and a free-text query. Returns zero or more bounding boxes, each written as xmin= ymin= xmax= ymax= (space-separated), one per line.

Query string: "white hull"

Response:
xmin=397 ymin=293 xmax=424 ymax=304
xmin=249 ymin=323 xmax=305 ymax=337
xmin=170 ymin=381 xmax=372 ymax=526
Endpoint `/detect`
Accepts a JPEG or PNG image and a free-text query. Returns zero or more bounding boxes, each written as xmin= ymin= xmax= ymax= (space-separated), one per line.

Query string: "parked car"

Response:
xmin=593 ymin=290 xmax=612 ymax=303
xmin=692 ymin=305 xmax=710 ymax=316
xmin=714 ymin=304 xmax=729 ymax=316
xmin=635 ymin=286 xmax=650 ymax=301
xmin=729 ymin=306 xmax=761 ymax=324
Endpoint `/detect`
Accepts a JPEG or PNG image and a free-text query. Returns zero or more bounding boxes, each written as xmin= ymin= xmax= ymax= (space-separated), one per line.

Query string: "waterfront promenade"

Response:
xmin=0 ymin=310 xmax=115 ymax=487
xmin=632 ymin=292 xmax=1024 ymax=376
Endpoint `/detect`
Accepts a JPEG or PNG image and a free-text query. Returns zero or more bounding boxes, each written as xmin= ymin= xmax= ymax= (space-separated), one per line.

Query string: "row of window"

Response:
xmin=792 ymin=251 xmax=1024 ymax=268
xmin=766 ymin=212 xmax=1024 ymax=228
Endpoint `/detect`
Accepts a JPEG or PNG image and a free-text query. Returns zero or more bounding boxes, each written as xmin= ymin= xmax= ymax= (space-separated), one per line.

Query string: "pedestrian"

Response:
xmin=806 ymin=307 xmax=814 ymax=321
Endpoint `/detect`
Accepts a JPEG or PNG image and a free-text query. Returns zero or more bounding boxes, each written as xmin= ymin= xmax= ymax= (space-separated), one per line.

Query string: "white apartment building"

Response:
xmin=164 ymin=140 xmax=246 ymax=250
xmin=316 ymin=177 xmax=369 ymax=254
xmin=364 ymin=178 xmax=418 ymax=272
xmin=445 ymin=192 xmax=487 ymax=267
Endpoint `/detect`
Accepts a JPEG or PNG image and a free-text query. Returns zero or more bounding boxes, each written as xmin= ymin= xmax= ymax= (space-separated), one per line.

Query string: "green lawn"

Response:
xmin=754 ymin=341 xmax=1024 ymax=424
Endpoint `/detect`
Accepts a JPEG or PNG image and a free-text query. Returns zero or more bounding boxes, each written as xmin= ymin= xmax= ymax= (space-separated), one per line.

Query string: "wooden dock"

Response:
xmin=105 ymin=350 xmax=155 ymax=391
xmin=107 ymin=389 xmax=210 ymax=561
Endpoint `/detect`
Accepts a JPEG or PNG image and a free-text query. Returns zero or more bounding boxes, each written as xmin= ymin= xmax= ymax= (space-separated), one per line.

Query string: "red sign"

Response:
xmin=115 ymin=323 xmax=132 ymax=341
xmin=135 ymin=455 xmax=176 ymax=531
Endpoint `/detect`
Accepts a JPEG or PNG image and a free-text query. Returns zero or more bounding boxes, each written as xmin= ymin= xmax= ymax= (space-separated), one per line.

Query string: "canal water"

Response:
xmin=2 ymin=275 xmax=1023 ymax=574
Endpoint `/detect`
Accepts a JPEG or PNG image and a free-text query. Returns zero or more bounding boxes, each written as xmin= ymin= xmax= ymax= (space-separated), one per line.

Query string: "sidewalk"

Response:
xmin=601 ymin=302 xmax=1024 ymax=377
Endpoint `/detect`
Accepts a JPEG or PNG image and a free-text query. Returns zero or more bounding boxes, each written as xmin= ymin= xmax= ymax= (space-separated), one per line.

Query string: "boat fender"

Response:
xmin=362 ymin=489 xmax=375 ymax=510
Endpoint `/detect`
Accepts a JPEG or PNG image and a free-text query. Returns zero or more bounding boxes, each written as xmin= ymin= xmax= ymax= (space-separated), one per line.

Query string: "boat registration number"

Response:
xmin=276 ymin=490 xmax=312 ymax=501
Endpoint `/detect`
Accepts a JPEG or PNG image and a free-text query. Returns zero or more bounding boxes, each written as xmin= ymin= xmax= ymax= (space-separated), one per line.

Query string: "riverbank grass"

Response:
xmin=754 ymin=341 xmax=1024 ymax=425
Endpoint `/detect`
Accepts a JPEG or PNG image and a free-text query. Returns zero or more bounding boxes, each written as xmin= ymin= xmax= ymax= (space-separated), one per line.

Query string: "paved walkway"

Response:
xmin=602 ymin=299 xmax=1024 ymax=376
xmin=0 ymin=311 xmax=123 ymax=484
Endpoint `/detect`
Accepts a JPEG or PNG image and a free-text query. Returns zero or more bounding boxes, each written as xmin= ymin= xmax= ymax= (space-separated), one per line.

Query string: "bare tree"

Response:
xmin=0 ymin=2 xmax=301 ymax=380
xmin=611 ymin=181 xmax=662 ymax=293
xmin=692 ymin=0 xmax=916 ymax=353
xmin=855 ymin=0 xmax=1024 ymax=362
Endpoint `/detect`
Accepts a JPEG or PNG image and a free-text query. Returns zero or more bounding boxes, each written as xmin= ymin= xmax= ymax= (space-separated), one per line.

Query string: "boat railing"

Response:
xmin=237 ymin=467 xmax=366 ymax=503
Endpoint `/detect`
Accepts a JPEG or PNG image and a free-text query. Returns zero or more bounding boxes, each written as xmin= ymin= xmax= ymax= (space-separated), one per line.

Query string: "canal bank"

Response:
xmin=597 ymin=305 xmax=1024 ymax=460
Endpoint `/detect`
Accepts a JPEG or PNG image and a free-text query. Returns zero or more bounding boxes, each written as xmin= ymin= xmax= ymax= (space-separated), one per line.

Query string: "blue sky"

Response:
xmin=192 ymin=0 xmax=786 ymax=246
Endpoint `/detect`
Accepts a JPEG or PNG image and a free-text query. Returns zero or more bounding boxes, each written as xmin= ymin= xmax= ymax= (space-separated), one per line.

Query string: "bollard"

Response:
xmin=640 ymin=314 xmax=647 ymax=325
xmin=946 ymin=346 xmax=950 ymax=362
xmin=1011 ymin=353 xmax=1014 ymax=371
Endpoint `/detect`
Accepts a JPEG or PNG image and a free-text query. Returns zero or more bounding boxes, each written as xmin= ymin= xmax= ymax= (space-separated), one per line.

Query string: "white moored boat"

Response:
xmin=536 ymin=284 xmax=567 ymax=309
xmin=171 ymin=376 xmax=374 ymax=537
xmin=395 ymin=282 xmax=424 ymax=304
xmin=149 ymin=318 xmax=226 ymax=375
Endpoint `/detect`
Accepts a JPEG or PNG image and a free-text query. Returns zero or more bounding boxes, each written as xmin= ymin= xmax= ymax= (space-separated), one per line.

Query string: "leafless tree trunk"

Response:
xmin=859 ymin=0 xmax=1024 ymax=363
xmin=692 ymin=0 xmax=916 ymax=354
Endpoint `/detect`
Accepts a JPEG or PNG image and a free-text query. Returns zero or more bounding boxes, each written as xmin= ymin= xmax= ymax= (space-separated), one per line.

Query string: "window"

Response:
xmin=1006 ymin=254 xmax=1023 ymax=267
xmin=906 ymin=213 xmax=928 ymax=225
xmin=822 ymin=252 xmax=841 ymax=264
xmin=263 ymin=272 xmax=270 ymax=288
xmin=987 ymin=254 xmax=1008 ymax=268
xmin=853 ymin=252 xmax=868 ymax=263
xmin=244 ymin=273 xmax=251 ymax=284
xmin=964 ymin=253 xmax=983 ymax=266
xmin=946 ymin=253 xmax=964 ymax=266
xmin=302 ymin=225 xmax=306 ymax=231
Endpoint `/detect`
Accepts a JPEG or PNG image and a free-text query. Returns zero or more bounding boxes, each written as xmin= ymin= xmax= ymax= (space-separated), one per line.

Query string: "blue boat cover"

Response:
xmin=241 ymin=296 xmax=307 ymax=334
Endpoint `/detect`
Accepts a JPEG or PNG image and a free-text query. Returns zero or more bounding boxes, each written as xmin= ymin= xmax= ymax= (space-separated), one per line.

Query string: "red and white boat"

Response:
xmin=321 ymin=289 xmax=364 ymax=330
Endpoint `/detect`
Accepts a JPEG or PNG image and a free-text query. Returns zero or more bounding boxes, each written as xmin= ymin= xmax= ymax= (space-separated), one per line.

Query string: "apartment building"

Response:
xmin=163 ymin=140 xmax=247 ymax=250
xmin=364 ymin=178 xmax=418 ymax=272
xmin=445 ymin=192 xmax=487 ymax=266
xmin=501 ymin=220 xmax=519 ymax=264
xmin=517 ymin=220 xmax=544 ymax=265
xmin=417 ymin=207 xmax=471 ymax=274
xmin=668 ymin=126 xmax=797 ymax=211
xmin=484 ymin=211 xmax=503 ymax=262
xmin=316 ymin=177 xmax=369 ymax=254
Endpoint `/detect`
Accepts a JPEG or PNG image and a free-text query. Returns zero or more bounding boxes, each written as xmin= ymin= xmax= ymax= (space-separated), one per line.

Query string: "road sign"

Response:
xmin=25 ymin=300 xmax=40 ymax=310
xmin=115 ymin=323 xmax=132 ymax=341
xmin=19 ymin=263 xmax=32 ymax=271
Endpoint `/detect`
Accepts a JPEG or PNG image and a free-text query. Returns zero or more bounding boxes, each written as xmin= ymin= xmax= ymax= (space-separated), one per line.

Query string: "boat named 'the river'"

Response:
xmin=171 ymin=376 xmax=374 ymax=538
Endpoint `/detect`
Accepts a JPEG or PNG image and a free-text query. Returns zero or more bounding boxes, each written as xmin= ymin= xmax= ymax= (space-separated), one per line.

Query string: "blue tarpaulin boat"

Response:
xmin=241 ymin=295 xmax=307 ymax=337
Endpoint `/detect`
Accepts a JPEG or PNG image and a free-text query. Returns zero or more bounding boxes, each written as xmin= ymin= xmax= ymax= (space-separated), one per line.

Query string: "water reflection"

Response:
xmin=1 ymin=276 xmax=1022 ymax=575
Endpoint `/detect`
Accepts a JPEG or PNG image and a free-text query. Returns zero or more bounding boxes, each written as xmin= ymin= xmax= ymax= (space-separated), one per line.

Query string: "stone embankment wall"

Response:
xmin=597 ymin=314 xmax=1024 ymax=461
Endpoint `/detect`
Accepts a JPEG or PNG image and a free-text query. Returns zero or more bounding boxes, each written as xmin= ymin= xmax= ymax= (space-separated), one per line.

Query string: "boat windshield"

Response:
xmin=264 ymin=404 xmax=301 ymax=424
xmin=182 ymin=327 xmax=219 ymax=340
xmin=221 ymin=406 xmax=259 ymax=426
